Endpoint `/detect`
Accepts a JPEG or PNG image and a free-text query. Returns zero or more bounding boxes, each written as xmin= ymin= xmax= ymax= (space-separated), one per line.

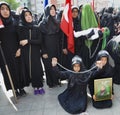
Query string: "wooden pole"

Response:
xmin=0 ymin=41 xmax=17 ymax=103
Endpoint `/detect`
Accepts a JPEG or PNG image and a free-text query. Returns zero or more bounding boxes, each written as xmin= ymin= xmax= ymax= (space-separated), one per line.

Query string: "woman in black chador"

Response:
xmin=17 ymin=9 xmax=44 ymax=95
xmin=39 ymin=4 xmax=61 ymax=88
xmin=52 ymin=55 xmax=92 ymax=114
xmin=88 ymin=50 xmax=114 ymax=108
xmin=106 ymin=35 xmax=120 ymax=84
xmin=0 ymin=2 xmax=26 ymax=96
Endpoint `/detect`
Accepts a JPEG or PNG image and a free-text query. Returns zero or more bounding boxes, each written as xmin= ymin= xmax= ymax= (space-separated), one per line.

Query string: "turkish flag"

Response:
xmin=0 ymin=18 xmax=4 ymax=28
xmin=60 ymin=0 xmax=74 ymax=53
xmin=91 ymin=0 xmax=95 ymax=11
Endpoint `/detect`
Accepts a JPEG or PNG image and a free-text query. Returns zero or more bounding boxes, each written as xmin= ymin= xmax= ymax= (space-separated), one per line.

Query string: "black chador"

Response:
xmin=88 ymin=50 xmax=114 ymax=108
xmin=17 ymin=10 xmax=43 ymax=89
xmin=39 ymin=4 xmax=61 ymax=87
xmin=53 ymin=56 xmax=91 ymax=114
xmin=0 ymin=2 xmax=24 ymax=92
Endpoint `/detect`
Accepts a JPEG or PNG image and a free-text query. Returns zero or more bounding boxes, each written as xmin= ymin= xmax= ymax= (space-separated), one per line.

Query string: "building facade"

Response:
xmin=19 ymin=0 xmax=120 ymax=14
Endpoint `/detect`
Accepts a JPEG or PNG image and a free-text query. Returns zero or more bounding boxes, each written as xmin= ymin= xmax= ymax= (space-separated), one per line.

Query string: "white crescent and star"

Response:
xmin=63 ymin=3 xmax=69 ymax=23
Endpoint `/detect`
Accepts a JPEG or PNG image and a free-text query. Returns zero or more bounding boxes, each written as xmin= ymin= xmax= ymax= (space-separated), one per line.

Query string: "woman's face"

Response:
xmin=24 ymin=12 xmax=33 ymax=23
xmin=0 ymin=5 xmax=10 ymax=18
xmin=50 ymin=6 xmax=56 ymax=16
xmin=72 ymin=8 xmax=78 ymax=18
xmin=100 ymin=57 xmax=107 ymax=66
xmin=73 ymin=64 xmax=81 ymax=72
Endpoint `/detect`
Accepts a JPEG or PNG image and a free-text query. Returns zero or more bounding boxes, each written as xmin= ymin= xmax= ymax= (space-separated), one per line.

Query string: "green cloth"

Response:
xmin=81 ymin=4 xmax=98 ymax=48
xmin=101 ymin=27 xmax=110 ymax=50
xmin=81 ymin=4 xmax=98 ymax=30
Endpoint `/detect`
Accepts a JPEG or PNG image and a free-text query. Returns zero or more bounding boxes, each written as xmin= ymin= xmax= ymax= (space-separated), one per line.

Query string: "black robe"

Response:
xmin=88 ymin=63 xmax=114 ymax=108
xmin=73 ymin=17 xmax=82 ymax=56
xmin=106 ymin=36 xmax=120 ymax=84
xmin=100 ymin=12 xmax=115 ymax=40
xmin=0 ymin=16 xmax=22 ymax=90
xmin=53 ymin=66 xmax=91 ymax=114
xmin=17 ymin=24 xmax=43 ymax=88
xmin=39 ymin=7 xmax=61 ymax=87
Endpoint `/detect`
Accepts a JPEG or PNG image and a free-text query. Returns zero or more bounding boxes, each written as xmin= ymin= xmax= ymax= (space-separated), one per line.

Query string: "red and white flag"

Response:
xmin=91 ymin=0 xmax=95 ymax=11
xmin=60 ymin=0 xmax=74 ymax=53
xmin=0 ymin=18 xmax=4 ymax=28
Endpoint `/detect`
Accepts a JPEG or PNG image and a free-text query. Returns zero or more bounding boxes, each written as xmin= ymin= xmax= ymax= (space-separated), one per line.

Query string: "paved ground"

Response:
xmin=0 ymin=71 xmax=120 ymax=115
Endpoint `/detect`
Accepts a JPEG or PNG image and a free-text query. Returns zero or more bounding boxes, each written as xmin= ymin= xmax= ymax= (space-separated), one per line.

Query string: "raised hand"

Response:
xmin=52 ymin=57 xmax=57 ymax=67
xmin=96 ymin=61 xmax=103 ymax=69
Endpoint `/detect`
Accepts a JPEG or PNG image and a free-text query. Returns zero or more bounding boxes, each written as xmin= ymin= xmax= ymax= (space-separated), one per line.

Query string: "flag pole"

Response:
xmin=44 ymin=0 xmax=48 ymax=7
xmin=93 ymin=0 xmax=95 ymax=11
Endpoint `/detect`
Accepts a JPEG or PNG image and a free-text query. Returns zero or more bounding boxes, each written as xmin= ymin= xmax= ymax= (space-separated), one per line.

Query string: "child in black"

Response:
xmin=88 ymin=50 xmax=114 ymax=108
xmin=52 ymin=55 xmax=92 ymax=114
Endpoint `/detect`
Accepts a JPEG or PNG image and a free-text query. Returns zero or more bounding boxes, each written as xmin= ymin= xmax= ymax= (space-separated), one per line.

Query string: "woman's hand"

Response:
xmin=93 ymin=95 xmax=97 ymax=101
xmin=111 ymin=95 xmax=114 ymax=100
xmin=20 ymin=40 xmax=28 ymax=46
xmin=63 ymin=48 xmax=68 ymax=55
xmin=96 ymin=61 xmax=103 ymax=69
xmin=52 ymin=57 xmax=57 ymax=67
xmin=15 ymin=48 xmax=21 ymax=57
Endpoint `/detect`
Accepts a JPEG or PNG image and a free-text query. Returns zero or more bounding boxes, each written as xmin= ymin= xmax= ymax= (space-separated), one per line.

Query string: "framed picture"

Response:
xmin=94 ymin=78 xmax=112 ymax=101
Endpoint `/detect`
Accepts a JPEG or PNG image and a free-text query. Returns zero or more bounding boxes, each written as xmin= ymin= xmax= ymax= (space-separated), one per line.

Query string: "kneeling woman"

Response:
xmin=88 ymin=50 xmax=114 ymax=108
xmin=52 ymin=55 xmax=91 ymax=114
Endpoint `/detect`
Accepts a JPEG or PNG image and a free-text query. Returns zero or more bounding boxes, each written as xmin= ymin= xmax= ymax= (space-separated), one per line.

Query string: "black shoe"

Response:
xmin=15 ymin=90 xmax=21 ymax=97
xmin=49 ymin=84 xmax=58 ymax=88
xmin=19 ymin=89 xmax=27 ymax=96
xmin=49 ymin=85 xmax=54 ymax=88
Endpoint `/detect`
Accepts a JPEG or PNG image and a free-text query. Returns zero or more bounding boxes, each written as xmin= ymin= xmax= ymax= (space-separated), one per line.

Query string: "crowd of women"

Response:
xmin=0 ymin=1 xmax=120 ymax=114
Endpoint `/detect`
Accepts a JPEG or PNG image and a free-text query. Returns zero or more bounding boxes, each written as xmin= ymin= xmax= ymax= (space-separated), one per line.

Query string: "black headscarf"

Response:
xmin=39 ymin=4 xmax=60 ymax=34
xmin=68 ymin=55 xmax=89 ymax=88
xmin=106 ymin=7 xmax=114 ymax=14
xmin=71 ymin=55 xmax=84 ymax=69
xmin=72 ymin=6 xmax=81 ymax=31
xmin=0 ymin=2 xmax=13 ymax=27
xmin=96 ymin=50 xmax=109 ymax=61
xmin=44 ymin=4 xmax=56 ymax=18
xmin=20 ymin=9 xmax=33 ymax=29
xmin=96 ymin=50 xmax=110 ymax=70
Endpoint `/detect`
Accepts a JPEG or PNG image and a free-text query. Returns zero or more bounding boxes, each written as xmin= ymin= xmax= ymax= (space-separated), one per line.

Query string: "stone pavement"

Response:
xmin=0 ymin=71 xmax=120 ymax=115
